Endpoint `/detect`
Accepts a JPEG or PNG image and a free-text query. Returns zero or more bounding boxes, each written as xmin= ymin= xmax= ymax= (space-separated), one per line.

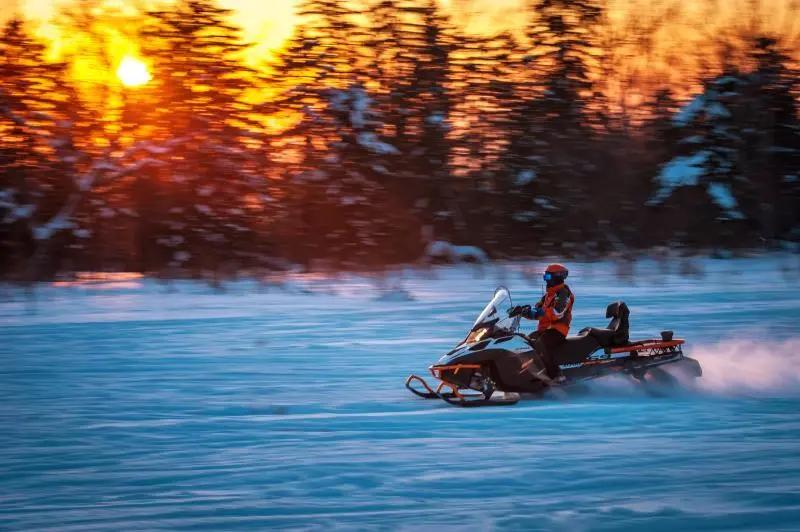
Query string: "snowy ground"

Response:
xmin=1 ymin=255 xmax=800 ymax=531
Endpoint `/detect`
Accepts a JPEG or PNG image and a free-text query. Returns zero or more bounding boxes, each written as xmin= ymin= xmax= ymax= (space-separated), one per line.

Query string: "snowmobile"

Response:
xmin=406 ymin=287 xmax=702 ymax=407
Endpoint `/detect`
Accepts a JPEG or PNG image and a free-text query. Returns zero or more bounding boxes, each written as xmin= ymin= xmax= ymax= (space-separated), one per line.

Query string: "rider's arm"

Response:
xmin=542 ymin=287 xmax=571 ymax=321
xmin=531 ymin=295 xmax=546 ymax=319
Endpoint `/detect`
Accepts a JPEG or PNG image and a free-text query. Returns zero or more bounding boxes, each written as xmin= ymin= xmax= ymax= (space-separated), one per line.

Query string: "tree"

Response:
xmin=646 ymin=72 xmax=749 ymax=247
xmin=499 ymin=0 xmax=605 ymax=252
xmin=648 ymin=36 xmax=800 ymax=247
xmin=0 ymin=18 xmax=77 ymax=277
xmin=447 ymin=31 xmax=518 ymax=251
xmin=140 ymin=0 xmax=270 ymax=274
xmin=742 ymin=37 xmax=800 ymax=241
xmin=393 ymin=0 xmax=457 ymax=239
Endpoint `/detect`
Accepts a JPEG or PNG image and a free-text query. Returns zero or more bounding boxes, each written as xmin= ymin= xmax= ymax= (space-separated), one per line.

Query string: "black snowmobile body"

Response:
xmin=406 ymin=287 xmax=702 ymax=407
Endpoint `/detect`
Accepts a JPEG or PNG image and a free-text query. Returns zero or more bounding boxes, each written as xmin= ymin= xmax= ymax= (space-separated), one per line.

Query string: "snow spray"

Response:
xmin=691 ymin=338 xmax=800 ymax=396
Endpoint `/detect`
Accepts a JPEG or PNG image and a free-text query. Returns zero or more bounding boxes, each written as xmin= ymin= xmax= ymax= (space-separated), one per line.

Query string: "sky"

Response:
xmin=0 ymin=0 xmax=797 ymax=96
xmin=2 ymin=0 xmax=797 ymax=51
xmin=0 ymin=0 xmax=298 ymax=62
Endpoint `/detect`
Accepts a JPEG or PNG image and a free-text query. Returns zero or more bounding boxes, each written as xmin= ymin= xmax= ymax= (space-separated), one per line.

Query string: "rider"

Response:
xmin=510 ymin=263 xmax=574 ymax=379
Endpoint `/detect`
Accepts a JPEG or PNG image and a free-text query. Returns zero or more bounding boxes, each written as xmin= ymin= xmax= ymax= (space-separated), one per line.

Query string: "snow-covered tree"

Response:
xmin=498 ymin=0 xmax=604 ymax=251
xmin=649 ymin=74 xmax=748 ymax=219
xmin=649 ymin=36 xmax=800 ymax=244
xmin=321 ymin=83 xmax=420 ymax=264
xmin=396 ymin=1 xmax=458 ymax=238
xmin=0 ymin=18 xmax=79 ymax=276
xmin=140 ymin=0 xmax=270 ymax=273
xmin=743 ymin=37 xmax=800 ymax=241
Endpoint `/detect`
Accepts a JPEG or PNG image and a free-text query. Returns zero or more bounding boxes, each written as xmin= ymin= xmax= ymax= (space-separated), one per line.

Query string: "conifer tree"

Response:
xmin=0 ymin=18 xmax=75 ymax=276
xmin=743 ymin=37 xmax=800 ymax=241
xmin=394 ymin=0 xmax=457 ymax=238
xmin=140 ymin=0 xmax=268 ymax=273
xmin=500 ymin=0 xmax=605 ymax=251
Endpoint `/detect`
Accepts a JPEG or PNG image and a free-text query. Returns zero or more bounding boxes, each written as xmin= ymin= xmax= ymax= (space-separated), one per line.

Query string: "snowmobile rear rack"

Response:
xmin=609 ymin=339 xmax=684 ymax=355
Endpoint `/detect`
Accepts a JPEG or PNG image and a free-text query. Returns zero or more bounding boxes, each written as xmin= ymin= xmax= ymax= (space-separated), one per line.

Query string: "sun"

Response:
xmin=116 ymin=56 xmax=151 ymax=88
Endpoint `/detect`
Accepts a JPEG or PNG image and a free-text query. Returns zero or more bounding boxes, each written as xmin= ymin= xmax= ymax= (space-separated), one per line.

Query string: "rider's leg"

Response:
xmin=535 ymin=329 xmax=566 ymax=379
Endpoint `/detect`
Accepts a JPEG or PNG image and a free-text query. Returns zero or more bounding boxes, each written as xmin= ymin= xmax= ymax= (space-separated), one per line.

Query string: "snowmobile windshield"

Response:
xmin=464 ymin=287 xmax=518 ymax=344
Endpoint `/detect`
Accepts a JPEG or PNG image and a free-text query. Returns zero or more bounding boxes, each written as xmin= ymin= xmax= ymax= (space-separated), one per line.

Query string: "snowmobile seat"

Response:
xmin=577 ymin=301 xmax=630 ymax=348
xmin=553 ymin=334 xmax=602 ymax=365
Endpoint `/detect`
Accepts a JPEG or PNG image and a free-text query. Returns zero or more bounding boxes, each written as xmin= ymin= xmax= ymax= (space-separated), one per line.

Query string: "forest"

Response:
xmin=0 ymin=0 xmax=798 ymax=279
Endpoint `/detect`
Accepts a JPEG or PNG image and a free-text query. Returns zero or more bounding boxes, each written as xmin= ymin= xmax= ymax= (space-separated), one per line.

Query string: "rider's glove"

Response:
xmin=509 ymin=305 xmax=532 ymax=318
xmin=532 ymin=306 xmax=544 ymax=319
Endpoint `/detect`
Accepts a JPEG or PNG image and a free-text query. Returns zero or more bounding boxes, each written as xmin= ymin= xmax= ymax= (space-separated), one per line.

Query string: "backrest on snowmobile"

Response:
xmin=605 ymin=301 xmax=630 ymax=345
xmin=574 ymin=301 xmax=631 ymax=349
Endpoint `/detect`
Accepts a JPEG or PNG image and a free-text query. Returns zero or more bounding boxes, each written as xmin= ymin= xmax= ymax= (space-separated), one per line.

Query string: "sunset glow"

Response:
xmin=116 ymin=56 xmax=151 ymax=87
xmin=0 ymin=0 xmax=796 ymax=104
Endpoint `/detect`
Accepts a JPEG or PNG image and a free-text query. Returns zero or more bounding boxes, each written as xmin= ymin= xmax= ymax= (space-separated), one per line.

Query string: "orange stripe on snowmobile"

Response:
xmin=429 ymin=364 xmax=481 ymax=378
xmin=609 ymin=339 xmax=684 ymax=353
xmin=428 ymin=365 xmax=482 ymax=400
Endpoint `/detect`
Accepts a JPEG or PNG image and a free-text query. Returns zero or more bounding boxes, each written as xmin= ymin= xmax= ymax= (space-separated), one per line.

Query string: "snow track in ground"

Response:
xmin=1 ymin=255 xmax=799 ymax=530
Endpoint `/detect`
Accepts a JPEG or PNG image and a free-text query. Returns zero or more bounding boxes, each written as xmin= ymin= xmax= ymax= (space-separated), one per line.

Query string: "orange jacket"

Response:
xmin=535 ymin=283 xmax=574 ymax=336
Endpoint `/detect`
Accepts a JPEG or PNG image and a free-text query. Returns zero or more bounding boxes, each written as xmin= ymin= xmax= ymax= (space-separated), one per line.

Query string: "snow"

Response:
xmin=340 ymin=195 xmax=362 ymax=206
xmin=714 ymin=75 xmax=743 ymax=86
xmin=92 ymin=160 xmax=118 ymax=172
xmin=673 ymin=92 xmax=730 ymax=126
xmin=769 ymin=146 xmax=799 ymax=154
xmin=357 ymin=132 xmax=399 ymax=155
xmin=328 ymin=84 xmax=371 ymax=129
xmin=425 ymin=112 xmax=445 ymax=126
xmin=1 ymin=256 xmax=799 ymax=529
xmin=303 ymin=169 xmax=328 ymax=182
xmin=349 ymin=85 xmax=370 ymax=129
xmin=512 ymin=210 xmax=537 ymax=222
xmin=142 ymin=143 xmax=170 ymax=155
xmin=673 ymin=94 xmax=705 ymax=126
xmin=514 ymin=169 xmax=536 ymax=186
xmin=32 ymin=212 xmax=73 ymax=240
xmin=534 ymin=196 xmax=557 ymax=210
xmin=707 ymin=101 xmax=731 ymax=119
xmin=374 ymin=287 xmax=415 ymax=302
xmin=649 ymin=151 xmax=709 ymax=204
xmin=650 ymin=153 xmax=745 ymax=218
xmin=707 ymin=182 xmax=744 ymax=219
xmin=424 ymin=240 xmax=489 ymax=263
xmin=0 ymin=189 xmax=12 ymax=206
xmin=158 ymin=235 xmax=184 ymax=247
xmin=77 ymin=173 xmax=94 ymax=192
xmin=1 ymin=203 xmax=34 ymax=223
xmin=328 ymin=88 xmax=348 ymax=113
xmin=679 ymin=135 xmax=704 ymax=145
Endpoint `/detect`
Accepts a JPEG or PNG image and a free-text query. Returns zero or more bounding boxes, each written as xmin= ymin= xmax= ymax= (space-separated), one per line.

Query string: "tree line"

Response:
xmin=0 ymin=0 xmax=798 ymax=280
